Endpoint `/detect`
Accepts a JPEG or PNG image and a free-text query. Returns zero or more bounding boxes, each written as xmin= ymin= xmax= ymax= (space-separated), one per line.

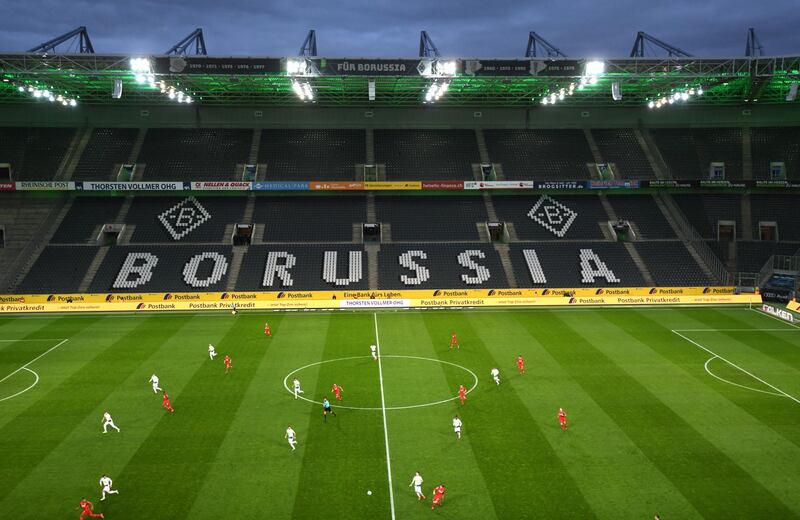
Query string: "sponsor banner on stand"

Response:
xmin=153 ymin=56 xmax=282 ymax=75
xmin=589 ymin=180 xmax=640 ymax=189
xmin=463 ymin=59 xmax=532 ymax=76
xmin=0 ymin=182 xmax=15 ymax=191
xmin=79 ymin=181 xmax=185 ymax=191
xmin=534 ymin=180 xmax=587 ymax=190
xmin=313 ymin=58 xmax=423 ymax=76
xmin=15 ymin=181 xmax=75 ymax=190
xmin=421 ymin=181 xmax=465 ymax=190
xmin=308 ymin=181 xmax=364 ymax=191
xmin=190 ymin=181 xmax=252 ymax=190
xmin=363 ymin=181 xmax=422 ymax=190
xmin=464 ymin=181 xmax=535 ymax=190
xmin=252 ymin=181 xmax=310 ymax=190
xmin=339 ymin=299 xmax=411 ymax=309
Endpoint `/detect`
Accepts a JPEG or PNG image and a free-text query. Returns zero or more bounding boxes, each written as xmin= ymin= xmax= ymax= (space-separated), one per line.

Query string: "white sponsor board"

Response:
xmin=464 ymin=181 xmax=534 ymax=190
xmin=81 ymin=182 xmax=185 ymax=191
xmin=190 ymin=181 xmax=252 ymax=190
xmin=16 ymin=181 xmax=75 ymax=190
xmin=339 ymin=299 xmax=410 ymax=308
xmin=761 ymin=303 xmax=795 ymax=323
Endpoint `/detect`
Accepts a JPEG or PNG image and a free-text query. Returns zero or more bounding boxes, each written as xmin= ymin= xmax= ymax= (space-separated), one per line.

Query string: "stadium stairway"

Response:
xmin=78 ymin=246 xmax=110 ymax=292
xmin=475 ymin=128 xmax=490 ymax=164
xmin=582 ymin=128 xmax=605 ymax=174
xmin=598 ymin=193 xmax=656 ymax=285
xmin=60 ymin=127 xmax=94 ymax=181
xmin=653 ymin=193 xmax=727 ymax=283
xmin=740 ymin=193 xmax=754 ymax=240
xmin=248 ymin=128 xmax=261 ymax=166
xmin=0 ymin=194 xmax=73 ymax=291
xmin=637 ymin=128 xmax=671 ymax=179
xmin=742 ymin=127 xmax=753 ymax=180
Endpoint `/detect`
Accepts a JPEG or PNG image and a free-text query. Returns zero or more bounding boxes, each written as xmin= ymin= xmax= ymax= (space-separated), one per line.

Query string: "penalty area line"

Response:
xmin=671 ymin=330 xmax=800 ymax=405
xmin=0 ymin=338 xmax=69 ymax=385
xmin=373 ymin=312 xmax=396 ymax=520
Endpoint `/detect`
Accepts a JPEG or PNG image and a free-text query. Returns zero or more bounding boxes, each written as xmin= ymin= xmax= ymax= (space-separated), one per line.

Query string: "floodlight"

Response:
xmin=584 ymin=60 xmax=605 ymax=76
xmin=286 ymin=58 xmax=307 ymax=75
xmin=129 ymin=57 xmax=152 ymax=72
xmin=437 ymin=60 xmax=457 ymax=76
xmin=167 ymin=89 xmax=176 ymax=100
xmin=697 ymin=87 xmax=704 ymax=95
xmin=302 ymin=82 xmax=313 ymax=100
xmin=69 ymin=99 xmax=77 ymax=107
xmin=541 ymin=97 xmax=549 ymax=105
xmin=647 ymin=101 xmax=655 ymax=108
xmin=17 ymin=86 xmax=24 ymax=92
xmin=33 ymin=90 xmax=42 ymax=98
xmin=680 ymin=92 xmax=689 ymax=101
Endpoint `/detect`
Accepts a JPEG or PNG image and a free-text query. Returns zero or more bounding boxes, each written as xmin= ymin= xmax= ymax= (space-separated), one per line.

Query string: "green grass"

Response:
xmin=1 ymin=306 xmax=800 ymax=519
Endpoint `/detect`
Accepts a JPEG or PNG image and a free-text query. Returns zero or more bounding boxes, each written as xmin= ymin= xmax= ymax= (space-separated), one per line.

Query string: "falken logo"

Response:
xmin=528 ymin=195 xmax=578 ymax=237
xmin=158 ymin=197 xmax=211 ymax=241
xmin=163 ymin=294 xmax=173 ymax=300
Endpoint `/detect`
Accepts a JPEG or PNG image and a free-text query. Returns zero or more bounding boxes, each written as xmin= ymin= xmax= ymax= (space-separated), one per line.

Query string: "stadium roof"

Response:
xmin=1 ymin=53 xmax=799 ymax=107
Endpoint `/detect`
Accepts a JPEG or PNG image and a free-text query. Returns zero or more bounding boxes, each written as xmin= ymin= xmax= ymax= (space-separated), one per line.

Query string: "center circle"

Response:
xmin=282 ymin=355 xmax=479 ymax=410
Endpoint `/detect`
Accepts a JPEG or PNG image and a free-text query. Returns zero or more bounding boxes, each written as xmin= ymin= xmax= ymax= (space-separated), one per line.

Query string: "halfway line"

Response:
xmin=373 ymin=312 xmax=396 ymax=520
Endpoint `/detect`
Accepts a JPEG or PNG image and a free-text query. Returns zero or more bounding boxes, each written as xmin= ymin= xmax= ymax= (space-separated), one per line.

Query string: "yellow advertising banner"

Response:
xmin=0 ymin=291 xmax=760 ymax=314
xmin=787 ymin=300 xmax=800 ymax=313
xmin=363 ymin=181 xmax=423 ymax=190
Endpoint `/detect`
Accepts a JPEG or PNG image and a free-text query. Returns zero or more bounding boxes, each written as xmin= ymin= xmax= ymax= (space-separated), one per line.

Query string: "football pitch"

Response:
xmin=1 ymin=306 xmax=800 ymax=519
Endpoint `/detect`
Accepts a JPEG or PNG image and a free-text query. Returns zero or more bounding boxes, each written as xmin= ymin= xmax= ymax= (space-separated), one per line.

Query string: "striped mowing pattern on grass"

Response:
xmin=0 ymin=306 xmax=799 ymax=519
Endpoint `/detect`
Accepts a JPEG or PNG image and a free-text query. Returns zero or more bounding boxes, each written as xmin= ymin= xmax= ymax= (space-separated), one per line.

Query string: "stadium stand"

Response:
xmin=136 ymin=128 xmax=251 ymax=180
xmin=633 ymin=241 xmax=714 ymax=285
xmin=484 ymin=129 xmax=594 ymax=180
xmin=606 ymin=195 xmax=676 ymax=239
xmin=50 ymin=197 xmax=124 ymax=244
xmin=0 ymin=127 xmax=75 ymax=180
xmin=672 ymin=194 xmax=742 ymax=239
xmin=258 ymin=129 xmax=365 ymax=181
xmin=17 ymin=246 xmax=98 ymax=293
xmin=493 ymin=194 xmax=610 ymax=240
xmin=508 ymin=242 xmax=646 ymax=287
xmin=591 ymin=129 xmax=656 ymax=179
xmin=374 ymin=129 xmax=479 ymax=180
xmin=651 ymin=128 xmax=743 ymax=179
xmin=236 ymin=244 xmax=369 ymax=291
xmin=72 ymin=128 xmax=139 ymax=180
xmin=376 ymin=196 xmax=488 ymax=241
xmin=89 ymin=245 xmax=233 ymax=292
xmin=126 ymin=197 xmax=246 ymax=243
xmin=378 ymin=243 xmax=507 ymax=289
xmin=751 ymin=127 xmax=800 ymax=180
xmin=750 ymin=194 xmax=800 ymax=240
xmin=255 ymin=196 xmax=365 ymax=242
xmin=716 ymin=240 xmax=800 ymax=273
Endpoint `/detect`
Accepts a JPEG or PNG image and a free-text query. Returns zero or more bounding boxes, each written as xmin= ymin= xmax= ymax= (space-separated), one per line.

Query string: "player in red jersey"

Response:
xmin=558 ymin=407 xmax=567 ymax=431
xmin=162 ymin=392 xmax=174 ymax=413
xmin=224 ymin=355 xmax=232 ymax=374
xmin=332 ymin=383 xmax=344 ymax=401
xmin=449 ymin=332 xmax=459 ymax=349
xmin=517 ymin=355 xmax=525 ymax=374
xmin=458 ymin=384 xmax=467 ymax=405
xmin=264 ymin=322 xmax=271 ymax=337
xmin=78 ymin=498 xmax=104 ymax=519
xmin=431 ymin=484 xmax=446 ymax=509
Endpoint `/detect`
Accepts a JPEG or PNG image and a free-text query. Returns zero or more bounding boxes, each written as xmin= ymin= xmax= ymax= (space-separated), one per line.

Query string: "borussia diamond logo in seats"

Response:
xmin=158 ymin=197 xmax=211 ymax=241
xmin=527 ymin=195 xmax=577 ymax=237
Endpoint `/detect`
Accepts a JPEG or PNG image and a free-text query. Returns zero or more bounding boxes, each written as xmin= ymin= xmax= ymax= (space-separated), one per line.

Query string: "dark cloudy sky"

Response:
xmin=0 ymin=0 xmax=796 ymax=57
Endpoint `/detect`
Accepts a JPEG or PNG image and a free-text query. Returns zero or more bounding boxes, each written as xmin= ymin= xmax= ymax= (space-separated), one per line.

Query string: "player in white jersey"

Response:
xmin=99 ymin=475 xmax=119 ymax=500
xmin=491 ymin=367 xmax=500 ymax=385
xmin=208 ymin=344 xmax=217 ymax=360
xmin=102 ymin=411 xmax=120 ymax=433
xmin=370 ymin=344 xmax=378 ymax=361
xmin=452 ymin=415 xmax=463 ymax=440
xmin=409 ymin=471 xmax=426 ymax=500
xmin=149 ymin=374 xmax=162 ymax=393
xmin=293 ymin=378 xmax=304 ymax=399
xmin=285 ymin=426 xmax=297 ymax=450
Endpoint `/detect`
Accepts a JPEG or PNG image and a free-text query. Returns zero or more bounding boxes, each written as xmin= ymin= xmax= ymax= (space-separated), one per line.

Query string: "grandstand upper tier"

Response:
xmin=1 ymin=126 xmax=800 ymax=181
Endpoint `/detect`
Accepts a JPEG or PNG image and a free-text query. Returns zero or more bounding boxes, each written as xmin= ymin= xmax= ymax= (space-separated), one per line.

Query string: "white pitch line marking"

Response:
xmin=282 ymin=356 xmax=478 ymax=410
xmin=0 ymin=338 xmax=69 ymax=385
xmin=0 ymin=367 xmax=39 ymax=402
xmin=703 ymin=356 xmax=783 ymax=397
xmin=672 ymin=330 xmax=800 ymax=405
xmin=373 ymin=312 xmax=396 ymax=520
